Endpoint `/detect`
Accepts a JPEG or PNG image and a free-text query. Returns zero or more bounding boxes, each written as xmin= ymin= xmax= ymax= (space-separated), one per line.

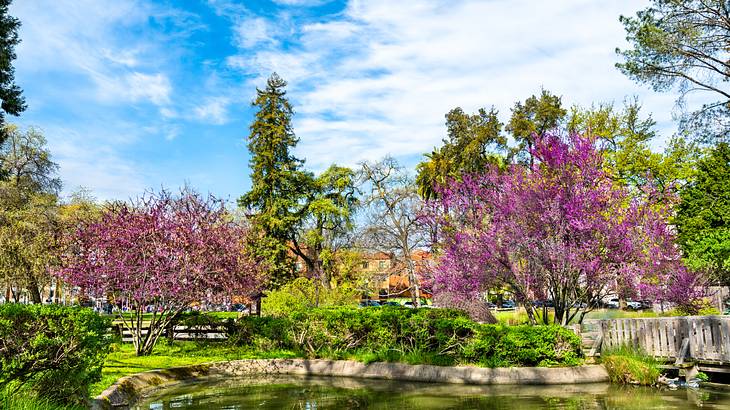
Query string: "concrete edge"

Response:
xmin=92 ymin=359 xmax=609 ymax=409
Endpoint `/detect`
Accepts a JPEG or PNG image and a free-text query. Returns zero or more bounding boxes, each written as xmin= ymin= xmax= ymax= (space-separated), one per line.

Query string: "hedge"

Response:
xmin=0 ymin=304 xmax=111 ymax=406
xmin=226 ymin=307 xmax=582 ymax=367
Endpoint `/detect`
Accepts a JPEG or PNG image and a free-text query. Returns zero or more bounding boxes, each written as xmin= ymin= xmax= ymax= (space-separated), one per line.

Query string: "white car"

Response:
xmin=606 ymin=298 xmax=620 ymax=309
xmin=626 ymin=301 xmax=642 ymax=310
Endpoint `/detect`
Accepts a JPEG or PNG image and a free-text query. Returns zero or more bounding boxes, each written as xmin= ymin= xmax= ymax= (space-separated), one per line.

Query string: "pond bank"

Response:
xmin=92 ymin=359 xmax=609 ymax=409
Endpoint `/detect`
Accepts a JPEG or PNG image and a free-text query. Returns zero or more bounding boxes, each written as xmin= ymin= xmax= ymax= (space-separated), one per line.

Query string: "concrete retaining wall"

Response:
xmin=92 ymin=359 xmax=609 ymax=409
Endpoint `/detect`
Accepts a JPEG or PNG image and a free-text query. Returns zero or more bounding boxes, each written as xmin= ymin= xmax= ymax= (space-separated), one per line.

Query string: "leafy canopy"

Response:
xmin=616 ymin=0 xmax=730 ymax=143
xmin=676 ymin=143 xmax=730 ymax=285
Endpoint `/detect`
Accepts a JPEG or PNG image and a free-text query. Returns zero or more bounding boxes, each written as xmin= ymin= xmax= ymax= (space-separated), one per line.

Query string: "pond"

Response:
xmin=133 ymin=375 xmax=730 ymax=409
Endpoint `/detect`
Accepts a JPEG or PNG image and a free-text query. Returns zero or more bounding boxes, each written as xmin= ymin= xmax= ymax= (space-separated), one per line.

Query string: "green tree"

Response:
xmin=416 ymin=107 xmax=507 ymax=199
xmin=0 ymin=125 xmax=60 ymax=304
xmin=293 ymin=165 xmax=358 ymax=291
xmin=568 ymin=99 xmax=700 ymax=193
xmin=616 ymin=0 xmax=730 ymax=143
xmin=507 ymin=89 xmax=567 ymax=165
xmin=0 ymin=0 xmax=25 ymax=154
xmin=676 ymin=143 xmax=730 ymax=285
xmin=240 ymin=74 xmax=358 ymax=289
xmin=239 ymin=73 xmax=310 ymax=287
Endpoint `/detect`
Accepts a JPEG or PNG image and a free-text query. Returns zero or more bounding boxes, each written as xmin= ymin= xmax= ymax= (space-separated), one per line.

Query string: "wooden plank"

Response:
xmin=674 ymin=337 xmax=690 ymax=366
xmin=588 ymin=334 xmax=603 ymax=358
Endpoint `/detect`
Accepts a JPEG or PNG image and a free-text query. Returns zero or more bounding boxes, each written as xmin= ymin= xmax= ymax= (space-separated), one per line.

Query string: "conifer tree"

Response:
xmin=239 ymin=73 xmax=310 ymax=287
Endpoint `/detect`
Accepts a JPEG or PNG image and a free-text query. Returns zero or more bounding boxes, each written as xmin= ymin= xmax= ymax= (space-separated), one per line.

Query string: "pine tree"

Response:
xmin=239 ymin=73 xmax=311 ymax=287
xmin=0 ymin=0 xmax=26 ymax=150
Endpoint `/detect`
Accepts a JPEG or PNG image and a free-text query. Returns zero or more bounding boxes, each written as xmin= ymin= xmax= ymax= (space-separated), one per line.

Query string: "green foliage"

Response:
xmin=0 ymin=304 xmax=111 ymax=406
xmin=229 ymin=307 xmax=583 ymax=367
xmin=676 ymin=143 xmax=730 ymax=285
xmin=239 ymin=74 xmax=357 ymax=288
xmin=416 ymin=107 xmax=507 ymax=199
xmin=0 ymin=0 xmax=25 ymax=153
xmin=601 ymin=347 xmax=660 ymax=385
xmin=616 ymin=0 xmax=730 ymax=142
xmin=0 ymin=125 xmax=62 ymax=303
xmin=507 ymin=89 xmax=567 ymax=165
xmin=261 ymin=277 xmax=359 ymax=316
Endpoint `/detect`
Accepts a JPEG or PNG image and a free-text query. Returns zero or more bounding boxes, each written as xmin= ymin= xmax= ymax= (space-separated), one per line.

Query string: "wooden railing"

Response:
xmin=575 ymin=316 xmax=730 ymax=365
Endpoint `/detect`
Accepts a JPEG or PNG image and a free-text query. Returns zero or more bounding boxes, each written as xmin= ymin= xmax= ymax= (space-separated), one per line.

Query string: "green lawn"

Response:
xmin=493 ymin=308 xmax=662 ymax=325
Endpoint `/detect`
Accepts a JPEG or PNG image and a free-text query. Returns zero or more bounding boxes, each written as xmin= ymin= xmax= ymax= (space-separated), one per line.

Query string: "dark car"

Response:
xmin=381 ymin=301 xmax=401 ymax=307
xmin=359 ymin=300 xmax=381 ymax=308
xmin=533 ymin=300 xmax=554 ymax=308
xmin=501 ymin=300 xmax=516 ymax=310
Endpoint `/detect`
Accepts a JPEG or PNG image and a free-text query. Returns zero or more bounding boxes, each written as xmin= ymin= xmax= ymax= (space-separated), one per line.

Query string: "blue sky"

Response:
xmin=10 ymin=0 xmax=685 ymax=202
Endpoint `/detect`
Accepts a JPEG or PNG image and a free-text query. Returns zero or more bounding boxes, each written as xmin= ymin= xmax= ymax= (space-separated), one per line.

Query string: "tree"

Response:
xmin=360 ymin=157 xmax=428 ymax=307
xmin=567 ymin=99 xmax=701 ymax=193
xmin=416 ymin=107 xmax=507 ymax=199
xmin=616 ymin=1 xmax=730 ymax=143
xmin=507 ymin=89 xmax=567 ymax=165
xmin=240 ymin=74 xmax=358 ymax=290
xmin=429 ymin=133 xmax=699 ymax=325
xmin=676 ymin=143 xmax=730 ymax=286
xmin=239 ymin=73 xmax=311 ymax=287
xmin=291 ymin=165 xmax=358 ymax=291
xmin=0 ymin=0 xmax=25 ymax=155
xmin=58 ymin=189 xmax=265 ymax=356
xmin=0 ymin=125 xmax=60 ymax=303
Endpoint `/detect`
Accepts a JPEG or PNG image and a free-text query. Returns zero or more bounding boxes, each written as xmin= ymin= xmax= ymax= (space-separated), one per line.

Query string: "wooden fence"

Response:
xmin=575 ymin=316 xmax=730 ymax=365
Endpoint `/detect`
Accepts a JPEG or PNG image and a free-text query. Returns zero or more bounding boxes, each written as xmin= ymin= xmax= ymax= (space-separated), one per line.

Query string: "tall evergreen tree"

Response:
xmin=239 ymin=74 xmax=358 ymax=290
xmin=507 ymin=89 xmax=567 ymax=165
xmin=0 ymin=0 xmax=26 ymax=152
xmin=239 ymin=73 xmax=310 ymax=287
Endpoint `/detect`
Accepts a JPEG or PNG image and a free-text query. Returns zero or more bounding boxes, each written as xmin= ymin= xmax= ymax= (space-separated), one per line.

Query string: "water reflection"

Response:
xmin=133 ymin=375 xmax=730 ymax=409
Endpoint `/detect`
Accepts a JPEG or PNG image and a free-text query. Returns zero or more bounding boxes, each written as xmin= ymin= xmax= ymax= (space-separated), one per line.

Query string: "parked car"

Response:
xmin=358 ymin=300 xmax=381 ymax=308
xmin=501 ymin=300 xmax=516 ymax=310
xmin=486 ymin=302 xmax=497 ymax=309
xmin=533 ymin=300 xmax=554 ymax=308
xmin=381 ymin=301 xmax=401 ymax=307
xmin=230 ymin=303 xmax=247 ymax=312
xmin=606 ymin=298 xmax=620 ymax=309
xmin=625 ymin=300 xmax=642 ymax=310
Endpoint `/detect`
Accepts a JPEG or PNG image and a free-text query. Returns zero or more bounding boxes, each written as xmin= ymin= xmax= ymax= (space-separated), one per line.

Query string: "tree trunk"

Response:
xmin=27 ymin=282 xmax=42 ymax=304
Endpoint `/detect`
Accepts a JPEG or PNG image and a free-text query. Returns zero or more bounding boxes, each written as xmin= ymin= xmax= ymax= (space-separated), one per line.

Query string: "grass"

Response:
xmin=600 ymin=346 xmax=660 ymax=385
xmin=0 ymin=388 xmax=83 ymax=410
xmin=493 ymin=308 xmax=663 ymax=325
xmin=92 ymin=341 xmax=301 ymax=396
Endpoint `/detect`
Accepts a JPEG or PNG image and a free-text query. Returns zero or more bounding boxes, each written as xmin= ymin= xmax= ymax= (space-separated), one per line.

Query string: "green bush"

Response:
xmin=0 ymin=304 xmax=111 ymax=406
xmin=228 ymin=307 xmax=582 ymax=367
xmin=261 ymin=277 xmax=360 ymax=316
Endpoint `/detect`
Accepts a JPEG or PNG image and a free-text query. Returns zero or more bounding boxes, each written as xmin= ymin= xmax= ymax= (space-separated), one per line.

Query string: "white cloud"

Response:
xmin=193 ymin=97 xmax=231 ymax=125
xmin=225 ymin=0 xmax=682 ymax=172
xmin=234 ymin=17 xmax=277 ymax=48
xmin=126 ymin=73 xmax=172 ymax=105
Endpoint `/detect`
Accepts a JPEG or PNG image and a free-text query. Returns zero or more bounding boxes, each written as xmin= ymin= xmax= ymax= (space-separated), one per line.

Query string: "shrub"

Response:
xmin=261 ymin=277 xmax=359 ymax=316
xmin=0 ymin=304 xmax=111 ymax=406
xmin=228 ymin=307 xmax=582 ymax=367
xmin=601 ymin=347 xmax=660 ymax=385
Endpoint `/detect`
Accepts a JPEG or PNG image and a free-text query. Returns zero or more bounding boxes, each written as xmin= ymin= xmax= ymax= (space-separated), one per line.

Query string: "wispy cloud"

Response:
xmin=223 ymin=0 xmax=678 ymax=171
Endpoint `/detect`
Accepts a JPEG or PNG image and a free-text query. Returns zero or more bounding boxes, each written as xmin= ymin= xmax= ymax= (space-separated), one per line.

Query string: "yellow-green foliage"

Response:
xmin=601 ymin=347 xmax=660 ymax=385
xmin=262 ymin=277 xmax=359 ymax=315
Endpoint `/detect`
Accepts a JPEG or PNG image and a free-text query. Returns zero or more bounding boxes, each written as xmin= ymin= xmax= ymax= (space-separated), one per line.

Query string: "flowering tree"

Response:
xmin=58 ymin=189 xmax=265 ymax=355
xmin=429 ymin=133 xmax=701 ymax=325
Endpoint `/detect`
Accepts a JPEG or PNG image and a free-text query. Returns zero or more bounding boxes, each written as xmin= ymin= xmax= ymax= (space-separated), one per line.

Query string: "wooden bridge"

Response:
xmin=572 ymin=316 xmax=730 ymax=374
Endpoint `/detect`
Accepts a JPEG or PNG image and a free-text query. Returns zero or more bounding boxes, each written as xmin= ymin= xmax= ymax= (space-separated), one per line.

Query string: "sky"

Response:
xmin=10 ymin=0 xmax=686 ymax=203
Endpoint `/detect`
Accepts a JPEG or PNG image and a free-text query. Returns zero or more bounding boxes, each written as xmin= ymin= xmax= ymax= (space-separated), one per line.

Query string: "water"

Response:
xmin=134 ymin=375 xmax=730 ymax=409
